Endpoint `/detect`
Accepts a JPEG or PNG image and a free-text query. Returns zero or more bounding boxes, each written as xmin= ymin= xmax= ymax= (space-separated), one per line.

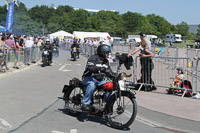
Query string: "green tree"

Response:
xmin=176 ymin=21 xmax=189 ymax=36
xmin=197 ymin=24 xmax=200 ymax=36
xmin=147 ymin=14 xmax=172 ymax=36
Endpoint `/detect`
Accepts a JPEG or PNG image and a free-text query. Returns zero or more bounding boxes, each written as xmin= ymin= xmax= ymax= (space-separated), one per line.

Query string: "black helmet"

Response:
xmin=97 ymin=44 xmax=111 ymax=58
xmin=177 ymin=67 xmax=184 ymax=74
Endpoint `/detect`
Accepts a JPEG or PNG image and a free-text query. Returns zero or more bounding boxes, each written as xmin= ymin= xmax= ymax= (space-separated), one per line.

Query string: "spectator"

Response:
xmin=5 ymin=35 xmax=15 ymax=62
xmin=24 ymin=37 xmax=34 ymax=65
xmin=175 ymin=67 xmax=184 ymax=88
xmin=13 ymin=37 xmax=23 ymax=69
xmin=128 ymin=39 xmax=155 ymax=91
xmin=0 ymin=36 xmax=10 ymax=71
xmin=139 ymin=32 xmax=151 ymax=51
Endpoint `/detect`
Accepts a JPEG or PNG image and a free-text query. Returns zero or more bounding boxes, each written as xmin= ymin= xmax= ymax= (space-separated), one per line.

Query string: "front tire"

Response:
xmin=107 ymin=91 xmax=137 ymax=130
xmin=73 ymin=53 xmax=76 ymax=61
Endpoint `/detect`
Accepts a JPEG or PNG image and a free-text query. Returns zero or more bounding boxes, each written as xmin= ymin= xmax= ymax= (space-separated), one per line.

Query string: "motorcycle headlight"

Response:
xmin=121 ymin=72 xmax=127 ymax=81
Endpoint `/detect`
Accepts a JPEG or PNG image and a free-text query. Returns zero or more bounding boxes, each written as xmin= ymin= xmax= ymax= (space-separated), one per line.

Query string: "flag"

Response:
xmin=42 ymin=26 xmax=45 ymax=36
xmin=6 ymin=2 xmax=15 ymax=33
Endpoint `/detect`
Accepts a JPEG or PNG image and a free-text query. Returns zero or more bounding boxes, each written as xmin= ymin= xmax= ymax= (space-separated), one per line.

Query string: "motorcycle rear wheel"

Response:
xmin=64 ymin=86 xmax=84 ymax=116
xmin=107 ymin=91 xmax=137 ymax=130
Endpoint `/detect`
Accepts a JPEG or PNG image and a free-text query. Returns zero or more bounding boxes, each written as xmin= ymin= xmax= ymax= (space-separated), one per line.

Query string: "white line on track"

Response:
xmin=0 ymin=118 xmax=12 ymax=129
xmin=51 ymin=131 xmax=65 ymax=133
xmin=58 ymin=65 xmax=66 ymax=71
xmin=70 ymin=129 xmax=77 ymax=133
xmin=63 ymin=69 xmax=72 ymax=72
xmin=64 ymin=64 xmax=72 ymax=66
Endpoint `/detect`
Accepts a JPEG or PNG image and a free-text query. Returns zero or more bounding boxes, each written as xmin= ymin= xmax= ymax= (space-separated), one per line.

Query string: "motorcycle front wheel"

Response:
xmin=64 ymin=86 xmax=84 ymax=116
xmin=73 ymin=53 xmax=76 ymax=61
xmin=107 ymin=91 xmax=137 ymax=130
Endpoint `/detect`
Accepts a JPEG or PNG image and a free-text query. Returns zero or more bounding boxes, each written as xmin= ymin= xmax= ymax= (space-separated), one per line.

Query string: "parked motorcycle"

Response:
xmin=61 ymin=72 xmax=137 ymax=130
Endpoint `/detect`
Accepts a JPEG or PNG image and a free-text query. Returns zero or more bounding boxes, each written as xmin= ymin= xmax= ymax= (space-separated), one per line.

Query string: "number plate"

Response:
xmin=44 ymin=51 xmax=48 ymax=55
xmin=118 ymin=80 xmax=125 ymax=90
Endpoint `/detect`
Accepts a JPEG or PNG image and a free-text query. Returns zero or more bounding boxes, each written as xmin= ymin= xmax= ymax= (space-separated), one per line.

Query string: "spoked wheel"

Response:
xmin=64 ymin=86 xmax=84 ymax=116
xmin=107 ymin=91 xmax=137 ymax=130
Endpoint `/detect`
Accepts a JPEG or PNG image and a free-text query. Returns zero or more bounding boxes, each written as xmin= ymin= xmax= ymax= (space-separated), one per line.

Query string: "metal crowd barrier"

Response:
xmin=195 ymin=60 xmax=200 ymax=92
xmin=71 ymin=43 xmax=200 ymax=96
xmin=134 ymin=56 xmax=195 ymax=97
xmin=0 ymin=47 xmax=42 ymax=72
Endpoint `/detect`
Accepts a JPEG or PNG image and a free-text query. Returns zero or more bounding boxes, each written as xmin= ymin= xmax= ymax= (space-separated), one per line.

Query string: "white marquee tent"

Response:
xmin=73 ymin=31 xmax=111 ymax=41
xmin=48 ymin=30 xmax=74 ymax=40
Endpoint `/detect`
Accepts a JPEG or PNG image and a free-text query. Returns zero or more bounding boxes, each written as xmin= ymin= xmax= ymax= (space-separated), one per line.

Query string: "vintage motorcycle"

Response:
xmin=62 ymin=72 xmax=137 ymax=130
xmin=42 ymin=49 xmax=51 ymax=67
xmin=71 ymin=47 xmax=78 ymax=61
xmin=52 ymin=46 xmax=59 ymax=57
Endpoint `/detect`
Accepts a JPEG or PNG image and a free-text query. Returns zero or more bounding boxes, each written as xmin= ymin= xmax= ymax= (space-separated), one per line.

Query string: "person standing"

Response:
xmin=5 ymin=35 xmax=15 ymax=62
xmin=0 ymin=36 xmax=10 ymax=71
xmin=24 ymin=37 xmax=34 ymax=65
xmin=128 ymin=33 xmax=155 ymax=91
xmin=13 ymin=37 xmax=23 ymax=69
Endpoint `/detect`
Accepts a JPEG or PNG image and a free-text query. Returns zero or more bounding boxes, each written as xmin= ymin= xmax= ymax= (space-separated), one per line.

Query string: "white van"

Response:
xmin=146 ymin=35 xmax=158 ymax=42
xmin=128 ymin=38 xmax=141 ymax=47
xmin=165 ymin=33 xmax=182 ymax=43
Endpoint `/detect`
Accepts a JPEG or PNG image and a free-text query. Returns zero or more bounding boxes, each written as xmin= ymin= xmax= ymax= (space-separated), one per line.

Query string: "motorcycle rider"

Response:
xmin=41 ymin=39 xmax=53 ymax=63
xmin=81 ymin=44 xmax=116 ymax=111
xmin=70 ymin=37 xmax=80 ymax=58
xmin=51 ymin=38 xmax=59 ymax=56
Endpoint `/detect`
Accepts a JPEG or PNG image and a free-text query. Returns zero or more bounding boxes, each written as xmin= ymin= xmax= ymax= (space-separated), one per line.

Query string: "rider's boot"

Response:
xmin=81 ymin=104 xmax=90 ymax=111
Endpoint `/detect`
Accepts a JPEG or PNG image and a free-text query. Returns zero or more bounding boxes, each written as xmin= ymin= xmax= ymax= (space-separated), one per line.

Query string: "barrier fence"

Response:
xmin=74 ymin=43 xmax=200 ymax=97
xmin=0 ymin=47 xmax=42 ymax=72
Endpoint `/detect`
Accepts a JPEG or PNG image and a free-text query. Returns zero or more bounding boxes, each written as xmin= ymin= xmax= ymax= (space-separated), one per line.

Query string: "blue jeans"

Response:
xmin=82 ymin=76 xmax=106 ymax=105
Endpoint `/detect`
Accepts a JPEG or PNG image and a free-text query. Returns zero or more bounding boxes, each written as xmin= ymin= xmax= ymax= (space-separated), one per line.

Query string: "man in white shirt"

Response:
xmin=139 ymin=32 xmax=151 ymax=51
xmin=24 ymin=37 xmax=34 ymax=65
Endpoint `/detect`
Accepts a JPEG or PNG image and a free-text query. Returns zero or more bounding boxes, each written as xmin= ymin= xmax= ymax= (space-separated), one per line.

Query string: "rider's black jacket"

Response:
xmin=83 ymin=55 xmax=115 ymax=81
xmin=71 ymin=42 xmax=80 ymax=49
xmin=41 ymin=44 xmax=52 ymax=51
xmin=51 ymin=42 xmax=59 ymax=47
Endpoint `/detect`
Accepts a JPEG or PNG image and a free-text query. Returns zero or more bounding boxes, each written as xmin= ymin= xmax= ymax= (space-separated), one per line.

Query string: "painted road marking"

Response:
xmin=63 ymin=69 xmax=72 ymax=72
xmin=64 ymin=64 xmax=72 ymax=66
xmin=59 ymin=65 xmax=66 ymax=71
xmin=75 ymin=64 xmax=81 ymax=66
xmin=52 ymin=131 xmax=65 ymax=133
xmin=70 ymin=129 xmax=77 ymax=133
xmin=0 ymin=118 xmax=12 ymax=129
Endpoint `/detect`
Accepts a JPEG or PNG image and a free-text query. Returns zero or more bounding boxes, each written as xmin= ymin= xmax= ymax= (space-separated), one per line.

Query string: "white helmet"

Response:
xmin=46 ymin=39 xmax=50 ymax=42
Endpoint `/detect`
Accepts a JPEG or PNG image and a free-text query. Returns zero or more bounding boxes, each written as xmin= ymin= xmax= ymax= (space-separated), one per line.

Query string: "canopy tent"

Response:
xmin=48 ymin=30 xmax=74 ymax=41
xmin=73 ymin=31 xmax=111 ymax=41
xmin=0 ymin=25 xmax=6 ymax=32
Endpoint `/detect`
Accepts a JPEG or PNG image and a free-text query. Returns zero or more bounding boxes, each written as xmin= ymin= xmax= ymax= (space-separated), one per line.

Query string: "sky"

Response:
xmin=1 ymin=0 xmax=199 ymax=25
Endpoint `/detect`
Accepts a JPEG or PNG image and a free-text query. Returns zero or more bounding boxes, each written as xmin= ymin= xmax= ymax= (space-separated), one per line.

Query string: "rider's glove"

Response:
xmin=105 ymin=69 xmax=117 ymax=79
xmin=99 ymin=67 xmax=106 ymax=72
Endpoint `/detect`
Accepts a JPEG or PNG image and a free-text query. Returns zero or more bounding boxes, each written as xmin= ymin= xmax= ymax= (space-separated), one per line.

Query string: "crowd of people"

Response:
xmin=0 ymin=33 xmax=60 ymax=71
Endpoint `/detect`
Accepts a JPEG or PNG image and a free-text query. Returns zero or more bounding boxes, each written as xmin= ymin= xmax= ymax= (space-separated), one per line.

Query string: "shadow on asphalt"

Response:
xmin=58 ymin=108 xmax=130 ymax=131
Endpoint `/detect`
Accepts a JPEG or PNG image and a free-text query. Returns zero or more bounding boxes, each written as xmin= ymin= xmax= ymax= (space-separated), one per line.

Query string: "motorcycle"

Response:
xmin=61 ymin=72 xmax=137 ymax=130
xmin=42 ymin=49 xmax=50 ymax=67
xmin=52 ymin=46 xmax=59 ymax=57
xmin=71 ymin=47 xmax=78 ymax=61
